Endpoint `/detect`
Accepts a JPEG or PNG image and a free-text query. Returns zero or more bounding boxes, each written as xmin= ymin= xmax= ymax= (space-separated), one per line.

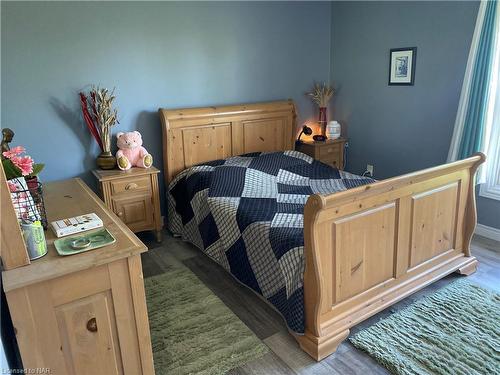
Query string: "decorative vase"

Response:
xmin=318 ymin=107 xmax=328 ymax=137
xmin=96 ymin=151 xmax=117 ymax=170
xmin=326 ymin=121 xmax=341 ymax=140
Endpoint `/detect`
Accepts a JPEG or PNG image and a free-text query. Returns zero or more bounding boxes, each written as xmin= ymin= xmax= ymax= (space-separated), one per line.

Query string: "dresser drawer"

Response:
xmin=110 ymin=176 xmax=151 ymax=195
xmin=319 ymin=144 xmax=341 ymax=158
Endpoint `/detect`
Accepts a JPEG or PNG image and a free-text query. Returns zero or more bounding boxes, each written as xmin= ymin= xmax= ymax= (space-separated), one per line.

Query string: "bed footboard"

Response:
xmin=295 ymin=153 xmax=485 ymax=360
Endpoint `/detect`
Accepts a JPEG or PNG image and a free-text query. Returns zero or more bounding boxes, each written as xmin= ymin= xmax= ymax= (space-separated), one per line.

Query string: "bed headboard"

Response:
xmin=159 ymin=100 xmax=297 ymax=185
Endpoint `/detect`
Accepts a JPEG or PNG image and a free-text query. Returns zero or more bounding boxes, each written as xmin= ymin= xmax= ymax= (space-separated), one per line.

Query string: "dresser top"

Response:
xmin=92 ymin=166 xmax=160 ymax=182
xmin=2 ymin=178 xmax=147 ymax=292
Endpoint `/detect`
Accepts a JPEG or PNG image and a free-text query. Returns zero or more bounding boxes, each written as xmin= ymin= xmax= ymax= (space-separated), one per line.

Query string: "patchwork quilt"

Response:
xmin=167 ymin=151 xmax=373 ymax=333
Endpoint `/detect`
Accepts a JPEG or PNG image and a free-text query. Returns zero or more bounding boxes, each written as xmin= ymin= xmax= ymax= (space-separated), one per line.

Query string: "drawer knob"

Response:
xmin=117 ymin=211 xmax=123 ymax=217
xmin=87 ymin=317 xmax=98 ymax=332
xmin=125 ymin=182 xmax=138 ymax=190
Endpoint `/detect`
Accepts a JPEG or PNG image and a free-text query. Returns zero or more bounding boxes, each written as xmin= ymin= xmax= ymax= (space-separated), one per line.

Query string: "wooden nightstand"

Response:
xmin=296 ymin=138 xmax=347 ymax=170
xmin=93 ymin=167 xmax=163 ymax=242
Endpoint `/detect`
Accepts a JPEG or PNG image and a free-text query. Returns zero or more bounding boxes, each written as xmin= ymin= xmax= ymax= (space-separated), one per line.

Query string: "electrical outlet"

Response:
xmin=366 ymin=164 xmax=374 ymax=176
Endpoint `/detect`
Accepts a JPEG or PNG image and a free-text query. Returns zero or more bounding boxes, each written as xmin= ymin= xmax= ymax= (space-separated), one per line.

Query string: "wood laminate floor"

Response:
xmin=138 ymin=231 xmax=500 ymax=375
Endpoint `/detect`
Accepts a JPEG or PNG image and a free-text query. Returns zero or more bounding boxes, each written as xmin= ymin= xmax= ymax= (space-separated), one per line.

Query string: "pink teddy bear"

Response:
xmin=116 ymin=131 xmax=153 ymax=170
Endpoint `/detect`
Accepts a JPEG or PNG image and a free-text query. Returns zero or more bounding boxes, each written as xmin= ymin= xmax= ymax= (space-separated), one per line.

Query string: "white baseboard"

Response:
xmin=475 ymin=224 xmax=500 ymax=242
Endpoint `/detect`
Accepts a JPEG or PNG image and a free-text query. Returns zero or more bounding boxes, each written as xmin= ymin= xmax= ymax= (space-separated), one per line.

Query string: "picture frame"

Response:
xmin=388 ymin=47 xmax=417 ymax=86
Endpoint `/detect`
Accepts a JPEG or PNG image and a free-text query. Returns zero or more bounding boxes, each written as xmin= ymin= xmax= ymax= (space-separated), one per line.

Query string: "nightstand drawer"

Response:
xmin=110 ymin=176 xmax=151 ymax=195
xmin=323 ymin=159 xmax=341 ymax=169
xmin=319 ymin=144 xmax=341 ymax=158
xmin=296 ymin=139 xmax=346 ymax=170
xmin=320 ymin=152 xmax=341 ymax=166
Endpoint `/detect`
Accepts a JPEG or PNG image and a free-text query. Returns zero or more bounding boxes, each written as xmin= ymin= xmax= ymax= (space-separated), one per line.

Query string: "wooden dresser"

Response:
xmin=295 ymin=138 xmax=347 ymax=170
xmin=1 ymin=176 xmax=155 ymax=375
xmin=93 ymin=167 xmax=163 ymax=243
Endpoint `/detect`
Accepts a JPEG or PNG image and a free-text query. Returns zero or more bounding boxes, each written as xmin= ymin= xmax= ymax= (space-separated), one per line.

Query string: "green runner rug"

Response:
xmin=350 ymin=279 xmax=500 ymax=375
xmin=145 ymin=267 xmax=269 ymax=375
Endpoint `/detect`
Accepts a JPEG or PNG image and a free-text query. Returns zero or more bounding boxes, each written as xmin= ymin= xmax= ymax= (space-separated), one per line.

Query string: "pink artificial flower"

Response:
xmin=11 ymin=155 xmax=33 ymax=176
xmin=2 ymin=146 xmax=26 ymax=159
xmin=7 ymin=181 xmax=17 ymax=192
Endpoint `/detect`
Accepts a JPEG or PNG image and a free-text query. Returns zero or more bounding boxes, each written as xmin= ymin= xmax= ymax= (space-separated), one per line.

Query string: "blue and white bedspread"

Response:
xmin=167 ymin=150 xmax=373 ymax=333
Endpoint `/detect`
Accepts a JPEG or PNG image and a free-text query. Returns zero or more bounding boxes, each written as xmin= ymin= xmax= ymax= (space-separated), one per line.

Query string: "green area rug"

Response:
xmin=145 ymin=267 xmax=269 ymax=375
xmin=350 ymin=280 xmax=500 ymax=375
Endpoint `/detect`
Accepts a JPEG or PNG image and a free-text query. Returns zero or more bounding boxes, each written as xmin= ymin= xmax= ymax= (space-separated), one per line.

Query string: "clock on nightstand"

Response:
xmin=93 ymin=166 xmax=163 ymax=242
xmin=296 ymin=138 xmax=347 ymax=170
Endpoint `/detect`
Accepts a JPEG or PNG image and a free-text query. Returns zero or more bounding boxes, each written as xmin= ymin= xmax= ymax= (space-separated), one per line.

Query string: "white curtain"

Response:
xmin=483 ymin=40 xmax=500 ymax=193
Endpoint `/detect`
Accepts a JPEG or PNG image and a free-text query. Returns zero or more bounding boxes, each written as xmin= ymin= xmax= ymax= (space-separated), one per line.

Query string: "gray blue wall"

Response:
xmin=476 ymin=191 xmax=500 ymax=229
xmin=3 ymin=1 xmax=498 ymax=229
xmin=330 ymin=1 xmax=499 ymax=229
xmin=2 ymin=1 xmax=332 ymax=205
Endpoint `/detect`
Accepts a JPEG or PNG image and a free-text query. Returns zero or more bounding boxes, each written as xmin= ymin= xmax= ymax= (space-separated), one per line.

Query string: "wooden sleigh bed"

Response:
xmin=159 ymin=100 xmax=485 ymax=361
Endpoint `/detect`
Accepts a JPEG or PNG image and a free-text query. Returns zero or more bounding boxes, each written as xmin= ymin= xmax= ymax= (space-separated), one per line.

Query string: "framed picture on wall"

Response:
xmin=388 ymin=47 xmax=417 ymax=86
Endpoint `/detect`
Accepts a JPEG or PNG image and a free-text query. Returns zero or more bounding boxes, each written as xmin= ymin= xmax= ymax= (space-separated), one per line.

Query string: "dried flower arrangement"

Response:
xmin=79 ymin=86 xmax=119 ymax=169
xmin=306 ymin=83 xmax=335 ymax=138
xmin=307 ymin=83 xmax=335 ymax=107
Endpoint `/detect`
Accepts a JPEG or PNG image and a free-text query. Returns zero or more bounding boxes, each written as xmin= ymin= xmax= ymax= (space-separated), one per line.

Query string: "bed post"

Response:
xmin=296 ymin=194 xmax=352 ymax=360
xmin=456 ymin=152 xmax=486 ymax=275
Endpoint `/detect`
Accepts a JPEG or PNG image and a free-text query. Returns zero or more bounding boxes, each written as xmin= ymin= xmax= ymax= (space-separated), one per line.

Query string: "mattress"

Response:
xmin=167 ymin=150 xmax=373 ymax=333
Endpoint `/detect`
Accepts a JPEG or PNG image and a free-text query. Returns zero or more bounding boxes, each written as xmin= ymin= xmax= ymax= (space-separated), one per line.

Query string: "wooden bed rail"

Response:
xmin=297 ymin=153 xmax=485 ymax=360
